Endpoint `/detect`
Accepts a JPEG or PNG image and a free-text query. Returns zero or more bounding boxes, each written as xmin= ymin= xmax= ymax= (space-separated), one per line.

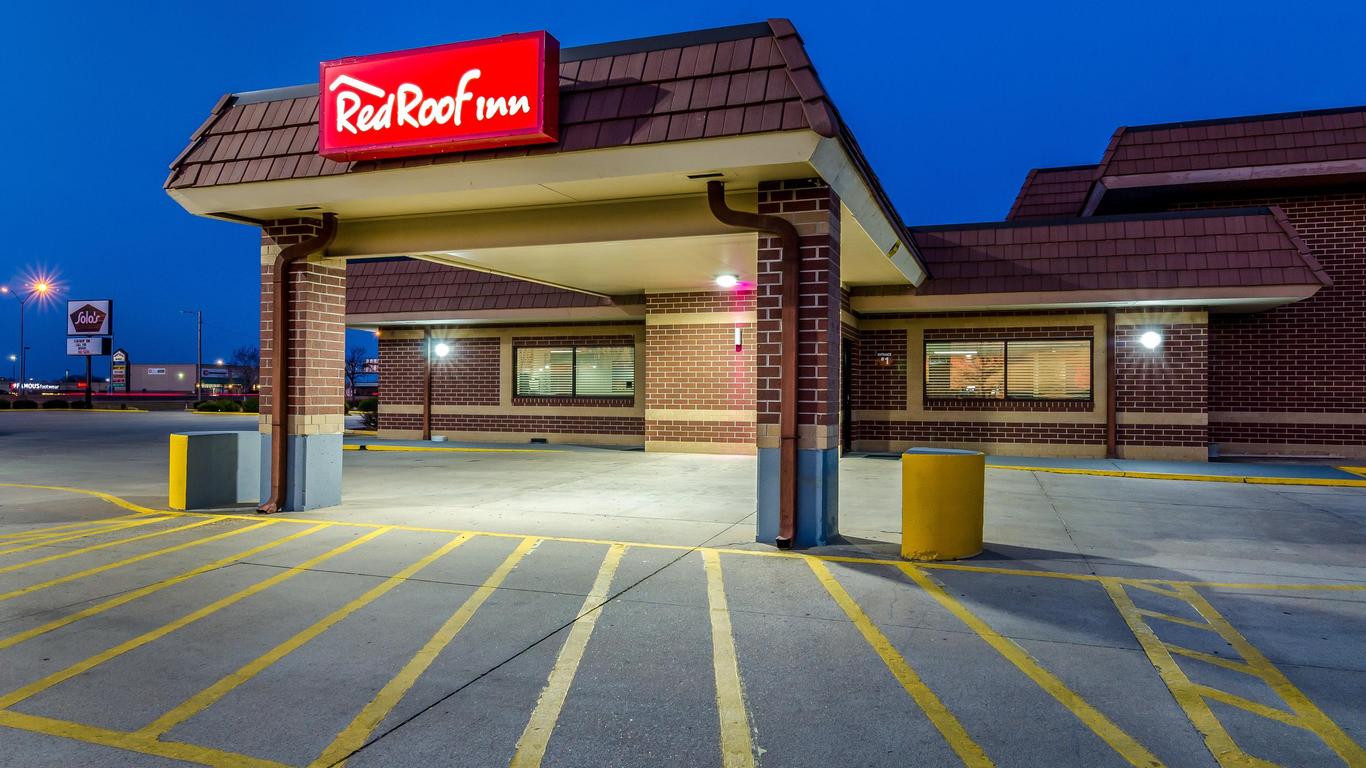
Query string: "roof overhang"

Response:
xmin=852 ymin=284 xmax=1325 ymax=315
xmin=348 ymin=302 xmax=646 ymax=330
xmin=1084 ymin=158 xmax=1366 ymax=216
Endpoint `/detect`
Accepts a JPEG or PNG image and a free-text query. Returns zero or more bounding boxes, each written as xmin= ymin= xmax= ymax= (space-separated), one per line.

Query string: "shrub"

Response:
xmin=196 ymin=401 xmax=222 ymax=412
xmin=70 ymin=401 xmax=91 ymax=409
xmin=218 ymin=400 xmax=243 ymax=412
xmin=361 ymin=410 xmax=378 ymax=431
xmin=357 ymin=397 xmax=378 ymax=413
xmin=42 ymin=399 xmax=70 ymax=409
xmin=0 ymin=399 xmax=10 ymax=410
xmin=243 ymin=398 xmax=260 ymax=413
xmin=12 ymin=399 xmax=37 ymax=409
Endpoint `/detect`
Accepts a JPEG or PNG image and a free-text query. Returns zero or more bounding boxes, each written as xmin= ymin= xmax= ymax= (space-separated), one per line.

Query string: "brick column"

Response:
xmin=259 ymin=218 xmax=346 ymax=510
xmin=1114 ymin=311 xmax=1209 ymax=462
xmin=755 ymin=179 xmax=841 ymax=547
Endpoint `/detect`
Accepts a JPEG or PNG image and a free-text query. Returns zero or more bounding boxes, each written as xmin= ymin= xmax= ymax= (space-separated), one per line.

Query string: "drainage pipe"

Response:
xmin=259 ymin=213 xmax=339 ymax=514
xmin=706 ymin=181 xmax=799 ymax=548
xmin=1105 ymin=308 xmax=1118 ymax=459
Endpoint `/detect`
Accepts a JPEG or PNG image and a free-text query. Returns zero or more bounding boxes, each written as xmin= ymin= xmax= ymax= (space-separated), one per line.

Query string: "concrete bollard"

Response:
xmin=169 ymin=431 xmax=261 ymax=510
xmin=900 ymin=447 xmax=985 ymax=560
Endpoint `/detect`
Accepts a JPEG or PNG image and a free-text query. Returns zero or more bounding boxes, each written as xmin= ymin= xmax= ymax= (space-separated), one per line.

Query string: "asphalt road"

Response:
xmin=0 ymin=411 xmax=1363 ymax=767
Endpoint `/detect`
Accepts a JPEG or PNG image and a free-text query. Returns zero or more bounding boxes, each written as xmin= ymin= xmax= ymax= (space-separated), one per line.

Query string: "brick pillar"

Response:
xmin=644 ymin=291 xmax=757 ymax=454
xmin=259 ymin=218 xmax=346 ymax=510
xmin=1114 ymin=311 xmax=1209 ymax=462
xmin=755 ymin=179 xmax=841 ymax=547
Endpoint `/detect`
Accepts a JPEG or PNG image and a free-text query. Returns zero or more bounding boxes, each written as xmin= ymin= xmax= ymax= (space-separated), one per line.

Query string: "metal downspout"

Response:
xmin=706 ymin=181 xmax=800 ymax=548
xmin=258 ymin=213 xmax=339 ymax=514
xmin=1105 ymin=308 xmax=1118 ymax=459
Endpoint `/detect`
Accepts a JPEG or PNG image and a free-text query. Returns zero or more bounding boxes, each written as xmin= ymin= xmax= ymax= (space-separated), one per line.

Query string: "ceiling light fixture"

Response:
xmin=715 ymin=274 xmax=739 ymax=289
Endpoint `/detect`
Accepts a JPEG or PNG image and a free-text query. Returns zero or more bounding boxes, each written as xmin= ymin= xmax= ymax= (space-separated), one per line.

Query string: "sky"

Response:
xmin=3 ymin=0 xmax=1364 ymax=381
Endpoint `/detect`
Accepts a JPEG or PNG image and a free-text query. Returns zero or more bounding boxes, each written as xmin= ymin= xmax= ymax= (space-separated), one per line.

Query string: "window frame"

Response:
xmin=923 ymin=337 xmax=1094 ymax=402
xmin=512 ymin=344 xmax=636 ymax=400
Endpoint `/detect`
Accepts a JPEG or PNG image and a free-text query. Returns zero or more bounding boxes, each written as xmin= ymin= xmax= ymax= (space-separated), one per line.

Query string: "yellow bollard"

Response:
xmin=900 ymin=448 xmax=984 ymax=561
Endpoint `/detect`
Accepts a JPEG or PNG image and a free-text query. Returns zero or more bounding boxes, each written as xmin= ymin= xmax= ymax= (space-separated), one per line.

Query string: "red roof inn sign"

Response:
xmin=319 ymin=31 xmax=560 ymax=161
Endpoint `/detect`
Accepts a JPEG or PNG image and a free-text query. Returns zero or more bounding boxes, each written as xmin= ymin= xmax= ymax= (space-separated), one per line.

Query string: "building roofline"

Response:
xmin=229 ymin=22 xmax=776 ymax=105
xmin=911 ymin=206 xmax=1275 ymax=233
xmin=1124 ymin=104 xmax=1366 ymax=133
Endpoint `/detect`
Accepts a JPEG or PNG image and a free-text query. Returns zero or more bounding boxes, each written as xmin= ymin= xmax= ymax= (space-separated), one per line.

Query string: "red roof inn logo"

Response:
xmin=66 ymin=300 xmax=112 ymax=336
xmin=319 ymin=31 xmax=559 ymax=161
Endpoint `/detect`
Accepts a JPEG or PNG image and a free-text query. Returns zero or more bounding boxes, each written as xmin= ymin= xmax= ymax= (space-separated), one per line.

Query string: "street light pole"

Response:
xmin=182 ymin=309 xmax=203 ymax=401
xmin=2 ymin=281 xmax=52 ymax=396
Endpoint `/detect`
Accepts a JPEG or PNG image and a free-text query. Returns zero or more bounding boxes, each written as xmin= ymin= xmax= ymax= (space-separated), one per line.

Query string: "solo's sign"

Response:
xmin=319 ymin=31 xmax=559 ymax=161
xmin=67 ymin=300 xmax=113 ymax=336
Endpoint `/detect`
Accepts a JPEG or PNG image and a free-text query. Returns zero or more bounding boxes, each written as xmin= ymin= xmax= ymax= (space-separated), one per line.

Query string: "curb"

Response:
xmin=343 ymin=443 xmax=554 ymax=455
xmin=986 ymin=463 xmax=1366 ymax=488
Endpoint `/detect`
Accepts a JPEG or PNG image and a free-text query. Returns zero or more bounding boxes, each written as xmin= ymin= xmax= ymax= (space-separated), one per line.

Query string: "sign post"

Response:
xmin=67 ymin=300 xmax=114 ymax=408
xmin=111 ymin=348 xmax=128 ymax=394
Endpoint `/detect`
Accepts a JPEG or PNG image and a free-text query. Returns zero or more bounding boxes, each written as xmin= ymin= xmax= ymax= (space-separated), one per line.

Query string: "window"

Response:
xmin=925 ymin=338 xmax=1091 ymax=401
xmin=515 ymin=345 xmax=635 ymax=398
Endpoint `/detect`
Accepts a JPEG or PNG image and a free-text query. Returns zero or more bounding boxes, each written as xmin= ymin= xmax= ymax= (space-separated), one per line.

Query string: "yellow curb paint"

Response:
xmin=188 ymin=411 xmax=256 ymax=416
xmin=343 ymin=443 xmax=554 ymax=454
xmin=0 ymin=518 xmax=210 ymax=575
xmin=807 ymin=559 xmax=994 ymax=767
xmin=986 ymin=464 xmax=1366 ymax=488
xmin=4 ymin=484 xmax=1365 ymax=593
xmin=702 ymin=549 xmax=757 ymax=768
xmin=902 ymin=566 xmax=1164 ymax=768
xmin=0 ymin=709 xmax=290 ymax=768
xmin=0 ymin=527 xmax=390 ymax=709
xmin=1102 ymin=580 xmax=1252 ymax=768
xmin=0 ymin=524 xmax=330 ymax=651
xmin=1176 ymin=584 xmax=1366 ymax=765
xmin=0 ymin=520 xmax=276 ymax=603
xmin=311 ymin=537 xmax=540 ymax=768
xmin=0 ymin=517 xmax=169 ymax=558
xmin=510 ymin=544 xmax=626 ymax=768
xmin=137 ymin=533 xmax=473 ymax=739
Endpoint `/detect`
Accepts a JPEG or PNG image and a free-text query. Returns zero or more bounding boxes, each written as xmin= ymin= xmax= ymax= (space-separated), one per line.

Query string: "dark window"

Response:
xmin=925 ymin=338 xmax=1091 ymax=401
xmin=515 ymin=345 xmax=635 ymax=398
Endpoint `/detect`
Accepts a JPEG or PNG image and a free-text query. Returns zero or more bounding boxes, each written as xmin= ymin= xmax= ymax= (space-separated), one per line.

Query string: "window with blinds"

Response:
xmin=925 ymin=338 xmax=1092 ymax=401
xmin=515 ymin=346 xmax=635 ymax=398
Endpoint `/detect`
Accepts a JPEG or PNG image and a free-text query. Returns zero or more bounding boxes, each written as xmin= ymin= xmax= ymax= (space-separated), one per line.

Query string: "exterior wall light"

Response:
xmin=1139 ymin=331 xmax=1163 ymax=350
xmin=734 ymin=326 xmax=743 ymax=352
xmin=715 ymin=274 xmax=739 ymax=289
xmin=433 ymin=342 xmax=451 ymax=358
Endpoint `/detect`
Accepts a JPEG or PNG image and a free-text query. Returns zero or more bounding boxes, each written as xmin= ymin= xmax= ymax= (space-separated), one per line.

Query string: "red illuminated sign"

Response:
xmin=319 ymin=31 xmax=559 ymax=161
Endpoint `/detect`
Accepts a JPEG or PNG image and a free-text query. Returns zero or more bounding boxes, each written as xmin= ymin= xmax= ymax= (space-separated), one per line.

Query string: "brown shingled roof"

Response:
xmin=1005 ymin=165 xmax=1095 ymax=220
xmin=347 ymin=258 xmax=622 ymax=316
xmin=910 ymin=207 xmax=1331 ymax=296
xmin=1097 ymin=105 xmax=1366 ymax=178
xmin=167 ymin=21 xmax=833 ymax=190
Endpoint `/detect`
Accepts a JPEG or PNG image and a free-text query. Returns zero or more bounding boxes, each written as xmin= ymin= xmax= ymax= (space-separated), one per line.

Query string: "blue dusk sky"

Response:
xmin=3 ymin=1 xmax=1363 ymax=380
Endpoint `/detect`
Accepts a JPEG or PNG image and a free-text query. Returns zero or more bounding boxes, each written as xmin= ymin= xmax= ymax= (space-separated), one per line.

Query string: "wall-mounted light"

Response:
xmin=433 ymin=342 xmax=451 ymax=358
xmin=734 ymin=326 xmax=743 ymax=352
xmin=715 ymin=274 xmax=739 ymax=289
xmin=1139 ymin=331 xmax=1163 ymax=350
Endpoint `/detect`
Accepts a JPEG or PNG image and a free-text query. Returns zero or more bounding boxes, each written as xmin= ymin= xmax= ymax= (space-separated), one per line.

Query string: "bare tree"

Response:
xmin=344 ymin=346 xmax=369 ymax=402
xmin=230 ymin=346 xmax=259 ymax=392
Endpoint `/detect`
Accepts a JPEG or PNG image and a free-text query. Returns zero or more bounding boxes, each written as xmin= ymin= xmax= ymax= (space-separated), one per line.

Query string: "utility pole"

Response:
xmin=182 ymin=309 xmax=203 ymax=401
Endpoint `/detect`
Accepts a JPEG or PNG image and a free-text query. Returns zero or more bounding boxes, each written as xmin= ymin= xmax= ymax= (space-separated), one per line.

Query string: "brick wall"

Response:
xmin=644 ymin=291 xmax=756 ymax=449
xmin=432 ymin=337 xmax=499 ymax=406
xmin=260 ymin=218 xmax=345 ymax=433
xmin=853 ymin=329 xmax=906 ymax=410
xmin=756 ymin=179 xmax=841 ymax=450
xmin=1114 ymin=322 xmax=1207 ymax=414
xmin=1170 ymin=191 xmax=1365 ymax=455
xmin=855 ymin=421 xmax=1106 ymax=445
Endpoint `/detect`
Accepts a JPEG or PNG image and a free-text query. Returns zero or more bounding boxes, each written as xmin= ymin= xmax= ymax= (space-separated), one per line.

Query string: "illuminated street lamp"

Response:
xmin=2 ymin=279 xmax=56 ymax=392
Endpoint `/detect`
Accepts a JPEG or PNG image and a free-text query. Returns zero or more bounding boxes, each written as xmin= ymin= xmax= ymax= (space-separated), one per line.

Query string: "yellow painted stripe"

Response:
xmin=808 ymin=559 xmax=993 ymax=767
xmin=1176 ymin=585 xmax=1366 ymax=765
xmin=702 ymin=549 xmax=756 ymax=768
xmin=311 ymin=536 xmax=540 ymax=768
xmin=343 ymin=443 xmax=553 ymax=454
xmin=168 ymin=433 xmax=188 ymax=510
xmin=0 ymin=527 xmax=390 ymax=708
xmin=0 ymin=482 xmax=165 ymax=514
xmin=1340 ymin=466 xmax=1366 ymax=479
xmin=510 ymin=544 xmax=626 ymax=768
xmin=1190 ymin=686 xmax=1302 ymax=728
xmin=987 ymin=464 xmax=1366 ymax=488
xmin=1163 ymin=644 xmax=1256 ymax=676
xmin=1103 ymin=580 xmax=1254 ymax=768
xmin=0 ymin=517 xmax=168 ymax=557
xmin=0 ymin=524 xmax=330 ymax=651
xmin=1135 ymin=609 xmax=1215 ymax=632
xmin=137 ymin=533 xmax=473 ymax=739
xmin=0 ymin=520 xmax=275 ymax=603
xmin=3 ymin=483 xmax=1366 ymax=593
xmin=0 ymin=514 xmax=143 ymax=542
xmin=902 ymin=566 xmax=1164 ymax=768
xmin=0 ymin=709 xmax=290 ymax=768
xmin=0 ymin=518 xmax=214 ymax=575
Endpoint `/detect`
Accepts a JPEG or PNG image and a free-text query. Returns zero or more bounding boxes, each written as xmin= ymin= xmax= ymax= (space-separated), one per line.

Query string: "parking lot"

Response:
xmin=0 ymin=412 xmax=1363 ymax=767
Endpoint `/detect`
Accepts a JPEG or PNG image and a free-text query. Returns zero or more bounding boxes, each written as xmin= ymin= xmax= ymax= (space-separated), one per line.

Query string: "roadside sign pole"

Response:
xmin=84 ymin=355 xmax=92 ymax=408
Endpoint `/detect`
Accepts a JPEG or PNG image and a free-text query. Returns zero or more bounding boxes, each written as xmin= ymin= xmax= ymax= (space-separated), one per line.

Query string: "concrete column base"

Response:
xmin=258 ymin=432 xmax=343 ymax=511
xmin=756 ymin=446 xmax=839 ymax=548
